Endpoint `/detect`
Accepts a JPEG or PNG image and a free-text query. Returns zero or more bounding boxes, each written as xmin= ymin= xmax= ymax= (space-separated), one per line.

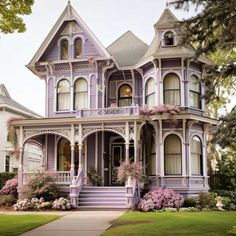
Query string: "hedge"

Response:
xmin=0 ymin=173 xmax=17 ymax=189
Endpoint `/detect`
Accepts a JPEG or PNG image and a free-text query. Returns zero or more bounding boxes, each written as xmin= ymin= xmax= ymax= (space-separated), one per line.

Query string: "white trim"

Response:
xmin=161 ymin=30 xmax=177 ymax=47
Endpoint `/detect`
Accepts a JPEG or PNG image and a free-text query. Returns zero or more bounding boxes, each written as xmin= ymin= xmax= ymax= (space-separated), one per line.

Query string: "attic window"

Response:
xmin=60 ymin=39 xmax=69 ymax=60
xmin=74 ymin=38 xmax=82 ymax=58
xmin=163 ymin=31 xmax=175 ymax=46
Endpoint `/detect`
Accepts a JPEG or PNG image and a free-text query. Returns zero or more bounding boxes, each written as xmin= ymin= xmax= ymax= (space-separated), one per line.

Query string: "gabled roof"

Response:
xmin=107 ymin=31 xmax=148 ymax=67
xmin=0 ymin=85 xmax=41 ymax=118
xmin=28 ymin=2 xmax=110 ymax=66
xmin=0 ymin=84 xmax=11 ymax=98
xmin=154 ymin=8 xmax=178 ymax=31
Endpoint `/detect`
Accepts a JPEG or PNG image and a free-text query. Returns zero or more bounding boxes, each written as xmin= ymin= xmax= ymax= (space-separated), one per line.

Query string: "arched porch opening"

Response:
xmin=140 ymin=123 xmax=156 ymax=176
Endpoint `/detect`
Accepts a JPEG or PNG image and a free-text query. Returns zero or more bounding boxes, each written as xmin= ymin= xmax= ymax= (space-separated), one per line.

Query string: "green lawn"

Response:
xmin=0 ymin=214 xmax=60 ymax=236
xmin=102 ymin=211 xmax=236 ymax=236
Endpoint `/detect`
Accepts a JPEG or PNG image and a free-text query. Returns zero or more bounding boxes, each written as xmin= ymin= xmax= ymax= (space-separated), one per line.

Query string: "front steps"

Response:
xmin=77 ymin=186 xmax=128 ymax=209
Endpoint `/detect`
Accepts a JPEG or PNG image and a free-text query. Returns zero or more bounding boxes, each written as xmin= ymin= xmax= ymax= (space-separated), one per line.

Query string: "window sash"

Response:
xmin=57 ymin=92 xmax=70 ymax=110
xmin=164 ymin=89 xmax=180 ymax=105
xmin=74 ymin=91 xmax=88 ymax=109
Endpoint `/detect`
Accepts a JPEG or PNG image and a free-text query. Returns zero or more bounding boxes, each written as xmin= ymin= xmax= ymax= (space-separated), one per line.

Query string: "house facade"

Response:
xmin=12 ymin=3 xmax=217 ymax=208
xmin=0 ymin=84 xmax=42 ymax=173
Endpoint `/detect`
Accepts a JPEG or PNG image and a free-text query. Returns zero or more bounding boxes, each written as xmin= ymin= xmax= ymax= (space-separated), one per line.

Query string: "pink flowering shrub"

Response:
xmin=0 ymin=178 xmax=18 ymax=196
xmin=117 ymin=161 xmax=143 ymax=183
xmin=52 ymin=197 xmax=73 ymax=210
xmin=140 ymin=104 xmax=181 ymax=116
xmin=138 ymin=187 xmax=183 ymax=212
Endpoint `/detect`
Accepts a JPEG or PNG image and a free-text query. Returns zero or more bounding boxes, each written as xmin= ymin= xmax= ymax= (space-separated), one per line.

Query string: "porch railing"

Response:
xmin=22 ymin=171 xmax=71 ymax=185
xmin=125 ymin=176 xmax=140 ymax=209
xmin=76 ymin=106 xmax=141 ymax=118
xmin=69 ymin=168 xmax=84 ymax=207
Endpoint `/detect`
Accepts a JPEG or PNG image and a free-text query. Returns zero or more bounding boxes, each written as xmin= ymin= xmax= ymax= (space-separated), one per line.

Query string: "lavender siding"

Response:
xmin=47 ymin=78 xmax=54 ymax=117
xmin=161 ymin=59 xmax=181 ymax=68
xmin=90 ymin=74 xmax=97 ymax=108
xmin=87 ymin=134 xmax=95 ymax=170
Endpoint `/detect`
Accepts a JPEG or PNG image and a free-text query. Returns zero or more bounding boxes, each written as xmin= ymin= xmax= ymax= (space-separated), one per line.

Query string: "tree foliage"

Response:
xmin=169 ymin=0 xmax=236 ymax=105
xmin=0 ymin=0 xmax=34 ymax=33
xmin=169 ymin=0 xmax=236 ymax=149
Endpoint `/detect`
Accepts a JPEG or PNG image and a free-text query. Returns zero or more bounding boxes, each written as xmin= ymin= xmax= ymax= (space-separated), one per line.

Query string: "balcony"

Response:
xmin=76 ymin=106 xmax=141 ymax=118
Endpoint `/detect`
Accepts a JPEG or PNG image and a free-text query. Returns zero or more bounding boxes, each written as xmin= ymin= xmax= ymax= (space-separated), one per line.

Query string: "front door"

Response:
xmin=110 ymin=144 xmax=124 ymax=185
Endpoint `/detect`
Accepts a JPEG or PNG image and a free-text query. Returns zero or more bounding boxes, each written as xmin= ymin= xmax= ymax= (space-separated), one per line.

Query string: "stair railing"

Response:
xmin=69 ymin=168 xmax=84 ymax=208
xmin=125 ymin=176 xmax=140 ymax=209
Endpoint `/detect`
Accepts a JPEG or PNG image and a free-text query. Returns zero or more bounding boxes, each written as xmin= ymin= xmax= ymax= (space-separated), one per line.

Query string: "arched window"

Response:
xmin=163 ymin=73 xmax=180 ymax=105
xmin=57 ymin=79 xmax=70 ymax=111
xmin=189 ymin=75 xmax=201 ymax=108
xmin=57 ymin=138 xmax=79 ymax=171
xmin=164 ymin=31 xmax=175 ymax=46
xmin=145 ymin=78 xmax=155 ymax=107
xmin=74 ymin=38 xmax=82 ymax=58
xmin=60 ymin=39 xmax=69 ymax=60
xmin=118 ymin=84 xmax=132 ymax=107
xmin=191 ymin=136 xmax=203 ymax=175
xmin=164 ymin=134 xmax=182 ymax=175
xmin=74 ymin=78 xmax=88 ymax=109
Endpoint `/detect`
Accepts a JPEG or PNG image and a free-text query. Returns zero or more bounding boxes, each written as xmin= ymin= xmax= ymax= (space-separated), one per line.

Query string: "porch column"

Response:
xmin=18 ymin=126 xmax=24 ymax=199
xmin=70 ymin=144 xmax=75 ymax=181
xmin=125 ymin=143 xmax=129 ymax=163
xmin=78 ymin=143 xmax=83 ymax=169
xmin=134 ymin=121 xmax=138 ymax=163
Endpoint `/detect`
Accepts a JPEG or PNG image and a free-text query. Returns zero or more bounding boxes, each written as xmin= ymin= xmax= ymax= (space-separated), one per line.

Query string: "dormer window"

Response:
xmin=60 ymin=39 xmax=69 ymax=60
xmin=163 ymin=31 xmax=175 ymax=46
xmin=74 ymin=38 xmax=82 ymax=58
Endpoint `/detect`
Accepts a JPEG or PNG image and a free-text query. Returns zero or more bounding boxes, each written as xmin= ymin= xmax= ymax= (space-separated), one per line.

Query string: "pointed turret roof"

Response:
xmin=107 ymin=31 xmax=148 ymax=67
xmin=154 ymin=8 xmax=178 ymax=31
xmin=28 ymin=2 xmax=110 ymax=67
xmin=0 ymin=84 xmax=11 ymax=98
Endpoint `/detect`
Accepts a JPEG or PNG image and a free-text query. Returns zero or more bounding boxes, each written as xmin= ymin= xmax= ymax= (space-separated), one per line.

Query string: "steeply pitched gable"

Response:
xmin=28 ymin=2 xmax=110 ymax=66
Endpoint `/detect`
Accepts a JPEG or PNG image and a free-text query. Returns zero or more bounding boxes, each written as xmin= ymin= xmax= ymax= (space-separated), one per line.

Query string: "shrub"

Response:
xmin=52 ymin=197 xmax=73 ymax=210
xmin=138 ymin=187 xmax=183 ymax=212
xmin=0 ymin=173 xmax=17 ymax=189
xmin=213 ymin=190 xmax=236 ymax=205
xmin=183 ymin=198 xmax=197 ymax=207
xmin=0 ymin=194 xmax=17 ymax=206
xmin=198 ymin=192 xmax=217 ymax=209
xmin=24 ymin=173 xmax=59 ymax=201
xmin=0 ymin=178 xmax=18 ymax=196
xmin=13 ymin=199 xmax=31 ymax=211
xmin=87 ymin=167 xmax=102 ymax=185
xmin=117 ymin=161 xmax=143 ymax=183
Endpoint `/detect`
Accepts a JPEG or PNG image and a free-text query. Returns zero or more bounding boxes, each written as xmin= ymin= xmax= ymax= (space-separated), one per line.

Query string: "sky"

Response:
xmin=0 ymin=0 xmax=198 ymax=116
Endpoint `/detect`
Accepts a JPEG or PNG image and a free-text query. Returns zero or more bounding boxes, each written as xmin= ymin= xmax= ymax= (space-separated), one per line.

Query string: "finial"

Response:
xmin=68 ymin=0 xmax=71 ymax=4
xmin=166 ymin=0 xmax=169 ymax=8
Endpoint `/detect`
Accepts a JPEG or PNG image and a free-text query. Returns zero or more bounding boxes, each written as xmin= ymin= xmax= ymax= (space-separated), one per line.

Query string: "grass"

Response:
xmin=0 ymin=214 xmax=60 ymax=236
xmin=102 ymin=211 xmax=236 ymax=236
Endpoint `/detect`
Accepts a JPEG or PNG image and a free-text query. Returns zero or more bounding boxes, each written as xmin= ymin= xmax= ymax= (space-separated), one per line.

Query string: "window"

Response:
xmin=57 ymin=79 xmax=70 ymax=111
xmin=163 ymin=31 xmax=175 ymax=46
xmin=191 ymin=136 xmax=203 ymax=175
xmin=74 ymin=38 xmax=82 ymax=58
xmin=74 ymin=78 xmax=88 ymax=109
xmin=163 ymin=73 xmax=180 ymax=105
xmin=189 ymin=75 xmax=201 ymax=108
xmin=164 ymin=134 xmax=182 ymax=175
xmin=145 ymin=78 xmax=155 ymax=107
xmin=118 ymin=84 xmax=132 ymax=107
xmin=5 ymin=156 xmax=10 ymax=172
xmin=60 ymin=39 xmax=69 ymax=60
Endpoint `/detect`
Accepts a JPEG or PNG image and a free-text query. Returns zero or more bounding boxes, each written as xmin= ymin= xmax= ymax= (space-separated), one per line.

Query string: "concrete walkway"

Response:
xmin=17 ymin=211 xmax=125 ymax=236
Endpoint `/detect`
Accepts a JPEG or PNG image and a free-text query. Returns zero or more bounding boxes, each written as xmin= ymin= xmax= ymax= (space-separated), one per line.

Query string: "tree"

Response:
xmin=0 ymin=0 xmax=34 ymax=33
xmin=169 ymin=0 xmax=236 ymax=104
xmin=169 ymin=0 xmax=236 ymax=149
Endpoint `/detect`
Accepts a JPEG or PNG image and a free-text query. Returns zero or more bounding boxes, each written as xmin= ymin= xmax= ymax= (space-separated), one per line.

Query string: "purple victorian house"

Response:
xmin=12 ymin=3 xmax=217 ymax=209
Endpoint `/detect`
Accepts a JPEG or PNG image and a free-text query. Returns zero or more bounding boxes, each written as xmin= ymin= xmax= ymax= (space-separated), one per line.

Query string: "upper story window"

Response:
xmin=189 ymin=75 xmax=201 ymax=109
xmin=191 ymin=136 xmax=203 ymax=175
xmin=74 ymin=78 xmax=88 ymax=109
xmin=164 ymin=134 xmax=182 ymax=175
xmin=74 ymin=38 xmax=82 ymax=58
xmin=57 ymin=79 xmax=70 ymax=111
xmin=60 ymin=39 xmax=69 ymax=60
xmin=118 ymin=84 xmax=132 ymax=107
xmin=163 ymin=73 xmax=180 ymax=106
xmin=145 ymin=78 xmax=156 ymax=107
xmin=163 ymin=31 xmax=175 ymax=46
